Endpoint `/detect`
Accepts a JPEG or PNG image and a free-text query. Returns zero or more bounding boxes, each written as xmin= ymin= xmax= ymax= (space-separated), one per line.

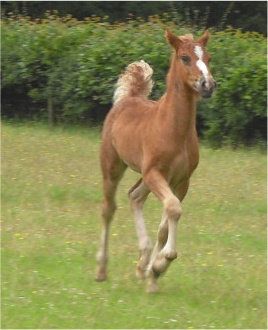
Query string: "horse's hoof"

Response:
xmin=145 ymin=269 xmax=160 ymax=293
xmin=136 ymin=267 xmax=146 ymax=280
xmin=146 ymin=281 xmax=159 ymax=293
xmin=152 ymin=255 xmax=169 ymax=274
xmin=95 ymin=272 xmax=107 ymax=282
xmin=164 ymin=250 xmax=177 ymax=261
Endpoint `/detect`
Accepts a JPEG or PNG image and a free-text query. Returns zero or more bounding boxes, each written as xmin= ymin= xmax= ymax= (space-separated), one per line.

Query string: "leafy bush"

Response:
xmin=1 ymin=15 xmax=267 ymax=146
xmin=200 ymin=29 xmax=267 ymax=146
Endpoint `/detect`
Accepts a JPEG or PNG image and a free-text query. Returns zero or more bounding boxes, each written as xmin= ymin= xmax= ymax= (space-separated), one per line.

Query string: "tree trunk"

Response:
xmin=47 ymin=95 xmax=54 ymax=127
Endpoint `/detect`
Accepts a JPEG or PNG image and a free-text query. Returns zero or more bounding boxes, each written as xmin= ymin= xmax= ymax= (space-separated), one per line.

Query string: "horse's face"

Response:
xmin=166 ymin=30 xmax=216 ymax=98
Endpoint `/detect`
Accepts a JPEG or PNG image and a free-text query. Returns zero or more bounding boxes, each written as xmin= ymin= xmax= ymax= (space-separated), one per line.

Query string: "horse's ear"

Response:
xmin=165 ymin=29 xmax=181 ymax=50
xmin=197 ymin=30 xmax=210 ymax=47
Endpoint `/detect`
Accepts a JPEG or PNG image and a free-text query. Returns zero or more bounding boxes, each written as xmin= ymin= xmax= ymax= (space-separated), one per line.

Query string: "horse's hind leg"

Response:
xmin=95 ymin=145 xmax=126 ymax=282
xmin=128 ymin=179 xmax=151 ymax=279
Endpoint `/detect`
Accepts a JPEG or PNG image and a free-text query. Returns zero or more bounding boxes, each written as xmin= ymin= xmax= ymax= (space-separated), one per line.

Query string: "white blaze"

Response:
xmin=194 ymin=45 xmax=209 ymax=84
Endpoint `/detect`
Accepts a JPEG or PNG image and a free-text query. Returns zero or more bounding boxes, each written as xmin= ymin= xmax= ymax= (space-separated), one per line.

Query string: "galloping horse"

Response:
xmin=96 ymin=30 xmax=216 ymax=292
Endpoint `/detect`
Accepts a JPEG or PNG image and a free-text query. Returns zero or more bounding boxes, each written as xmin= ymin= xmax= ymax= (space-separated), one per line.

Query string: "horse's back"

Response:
xmin=101 ymin=96 xmax=158 ymax=173
xmin=103 ymin=96 xmax=157 ymax=138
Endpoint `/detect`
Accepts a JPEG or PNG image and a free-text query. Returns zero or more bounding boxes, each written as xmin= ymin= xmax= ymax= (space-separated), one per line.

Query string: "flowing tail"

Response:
xmin=113 ymin=60 xmax=154 ymax=104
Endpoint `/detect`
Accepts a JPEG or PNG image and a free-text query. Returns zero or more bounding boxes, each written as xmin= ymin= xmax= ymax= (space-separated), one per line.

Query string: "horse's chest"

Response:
xmin=169 ymin=146 xmax=199 ymax=183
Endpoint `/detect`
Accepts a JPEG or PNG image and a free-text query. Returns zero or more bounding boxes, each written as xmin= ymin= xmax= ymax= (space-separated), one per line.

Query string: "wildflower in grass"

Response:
xmin=14 ymin=233 xmax=25 ymax=240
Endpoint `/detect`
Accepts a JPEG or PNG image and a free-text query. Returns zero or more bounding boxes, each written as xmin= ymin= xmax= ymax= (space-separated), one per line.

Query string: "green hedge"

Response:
xmin=2 ymin=15 xmax=267 ymax=146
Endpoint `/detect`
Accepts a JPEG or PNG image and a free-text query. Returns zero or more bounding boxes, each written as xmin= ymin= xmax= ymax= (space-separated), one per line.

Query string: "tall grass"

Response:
xmin=2 ymin=121 xmax=267 ymax=329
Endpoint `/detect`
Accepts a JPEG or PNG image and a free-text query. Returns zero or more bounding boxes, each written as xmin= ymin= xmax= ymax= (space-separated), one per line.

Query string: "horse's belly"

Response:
xmin=113 ymin=138 xmax=142 ymax=173
xmin=122 ymin=158 xmax=141 ymax=173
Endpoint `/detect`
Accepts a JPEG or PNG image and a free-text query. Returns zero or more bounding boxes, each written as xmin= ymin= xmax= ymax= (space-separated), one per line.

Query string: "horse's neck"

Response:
xmin=158 ymin=55 xmax=197 ymax=138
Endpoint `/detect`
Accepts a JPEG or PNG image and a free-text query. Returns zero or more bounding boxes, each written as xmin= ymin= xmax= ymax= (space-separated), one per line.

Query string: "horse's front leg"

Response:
xmin=146 ymin=210 xmax=168 ymax=275
xmin=148 ymin=180 xmax=189 ymax=291
xmin=143 ymin=170 xmax=183 ymax=292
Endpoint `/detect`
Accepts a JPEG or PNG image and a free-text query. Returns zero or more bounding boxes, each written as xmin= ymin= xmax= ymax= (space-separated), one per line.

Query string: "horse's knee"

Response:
xmin=164 ymin=196 xmax=182 ymax=220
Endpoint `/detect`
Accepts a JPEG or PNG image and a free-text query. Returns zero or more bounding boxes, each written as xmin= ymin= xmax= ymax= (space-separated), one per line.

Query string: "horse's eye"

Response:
xmin=181 ymin=55 xmax=191 ymax=65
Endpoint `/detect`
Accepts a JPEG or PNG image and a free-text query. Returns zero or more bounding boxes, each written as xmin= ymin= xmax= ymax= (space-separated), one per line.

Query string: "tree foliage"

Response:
xmin=1 ymin=1 xmax=267 ymax=35
xmin=1 ymin=15 xmax=267 ymax=146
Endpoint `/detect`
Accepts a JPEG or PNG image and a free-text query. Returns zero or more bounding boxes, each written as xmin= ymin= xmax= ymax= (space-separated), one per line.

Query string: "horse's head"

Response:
xmin=165 ymin=30 xmax=216 ymax=98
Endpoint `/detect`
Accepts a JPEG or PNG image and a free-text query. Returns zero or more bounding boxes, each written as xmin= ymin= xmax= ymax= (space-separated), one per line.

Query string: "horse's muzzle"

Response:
xmin=199 ymin=77 xmax=217 ymax=98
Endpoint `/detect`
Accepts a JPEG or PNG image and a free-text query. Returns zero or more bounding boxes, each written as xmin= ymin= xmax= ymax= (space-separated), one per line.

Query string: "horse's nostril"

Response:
xmin=201 ymin=80 xmax=206 ymax=88
xmin=199 ymin=76 xmax=206 ymax=85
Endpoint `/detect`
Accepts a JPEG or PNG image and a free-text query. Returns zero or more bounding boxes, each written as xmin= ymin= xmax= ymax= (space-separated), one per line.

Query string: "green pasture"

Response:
xmin=2 ymin=122 xmax=267 ymax=329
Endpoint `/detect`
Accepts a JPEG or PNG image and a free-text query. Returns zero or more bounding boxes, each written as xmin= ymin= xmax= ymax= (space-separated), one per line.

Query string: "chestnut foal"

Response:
xmin=96 ymin=30 xmax=216 ymax=292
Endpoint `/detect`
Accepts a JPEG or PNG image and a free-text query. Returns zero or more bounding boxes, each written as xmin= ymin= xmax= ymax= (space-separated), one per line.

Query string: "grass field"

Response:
xmin=2 ymin=121 xmax=267 ymax=329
